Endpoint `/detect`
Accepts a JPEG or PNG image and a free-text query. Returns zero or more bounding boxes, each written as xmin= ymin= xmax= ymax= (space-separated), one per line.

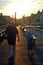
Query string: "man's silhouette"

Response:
xmin=5 ymin=22 xmax=19 ymax=58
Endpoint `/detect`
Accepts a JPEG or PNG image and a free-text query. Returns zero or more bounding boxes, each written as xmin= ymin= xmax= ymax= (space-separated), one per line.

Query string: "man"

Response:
xmin=5 ymin=23 xmax=19 ymax=58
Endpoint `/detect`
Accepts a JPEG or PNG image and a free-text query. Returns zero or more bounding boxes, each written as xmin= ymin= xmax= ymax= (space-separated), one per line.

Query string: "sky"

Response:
xmin=0 ymin=0 xmax=43 ymax=19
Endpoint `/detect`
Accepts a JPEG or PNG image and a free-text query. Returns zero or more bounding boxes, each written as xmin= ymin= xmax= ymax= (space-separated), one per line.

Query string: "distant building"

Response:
xmin=40 ymin=10 xmax=43 ymax=26
xmin=30 ymin=10 xmax=43 ymax=26
xmin=0 ymin=13 xmax=10 ymax=24
xmin=20 ymin=16 xmax=29 ymax=25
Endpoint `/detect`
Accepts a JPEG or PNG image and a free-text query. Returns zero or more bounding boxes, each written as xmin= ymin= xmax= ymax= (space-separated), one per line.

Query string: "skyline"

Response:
xmin=0 ymin=0 xmax=43 ymax=19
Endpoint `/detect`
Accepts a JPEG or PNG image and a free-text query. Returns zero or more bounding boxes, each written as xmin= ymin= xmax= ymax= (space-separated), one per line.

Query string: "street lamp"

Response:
xmin=15 ymin=12 xmax=17 ymax=26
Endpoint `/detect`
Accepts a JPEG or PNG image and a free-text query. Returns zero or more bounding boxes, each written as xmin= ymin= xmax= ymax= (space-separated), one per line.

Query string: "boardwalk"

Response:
xmin=0 ymin=27 xmax=43 ymax=65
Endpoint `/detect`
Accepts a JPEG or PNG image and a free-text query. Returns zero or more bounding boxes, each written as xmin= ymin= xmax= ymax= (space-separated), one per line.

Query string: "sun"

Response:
xmin=3 ymin=1 xmax=33 ymax=19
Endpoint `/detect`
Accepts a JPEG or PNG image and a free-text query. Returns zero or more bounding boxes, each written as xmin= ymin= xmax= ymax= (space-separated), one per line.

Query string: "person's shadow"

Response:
xmin=28 ymin=54 xmax=36 ymax=65
xmin=8 ymin=55 xmax=15 ymax=65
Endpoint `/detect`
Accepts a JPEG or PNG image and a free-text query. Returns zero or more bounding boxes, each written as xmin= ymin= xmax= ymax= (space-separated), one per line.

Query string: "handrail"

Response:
xmin=0 ymin=24 xmax=7 ymax=34
xmin=0 ymin=29 xmax=6 ymax=34
xmin=0 ymin=24 xmax=9 ymax=27
xmin=33 ymin=28 xmax=43 ymax=32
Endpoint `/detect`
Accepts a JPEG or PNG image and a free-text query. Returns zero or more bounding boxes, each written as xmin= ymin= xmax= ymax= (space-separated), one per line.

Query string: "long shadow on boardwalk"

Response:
xmin=8 ymin=55 xmax=15 ymax=65
xmin=29 ymin=57 xmax=36 ymax=65
xmin=28 ymin=53 xmax=36 ymax=65
xmin=28 ymin=45 xmax=43 ymax=65
xmin=34 ymin=46 xmax=43 ymax=63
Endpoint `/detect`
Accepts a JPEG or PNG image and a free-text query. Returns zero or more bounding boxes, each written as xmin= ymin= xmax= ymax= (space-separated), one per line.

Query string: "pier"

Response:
xmin=0 ymin=26 xmax=43 ymax=65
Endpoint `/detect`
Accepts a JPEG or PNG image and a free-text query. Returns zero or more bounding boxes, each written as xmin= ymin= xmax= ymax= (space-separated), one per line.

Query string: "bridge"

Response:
xmin=0 ymin=26 xmax=43 ymax=65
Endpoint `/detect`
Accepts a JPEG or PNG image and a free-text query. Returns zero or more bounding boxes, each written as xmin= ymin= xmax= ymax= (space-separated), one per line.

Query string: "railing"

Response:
xmin=0 ymin=28 xmax=6 ymax=37
xmin=0 ymin=24 xmax=8 ymax=28
xmin=0 ymin=28 xmax=6 ymax=44
xmin=28 ymin=27 xmax=43 ymax=41
xmin=0 ymin=24 xmax=8 ymax=34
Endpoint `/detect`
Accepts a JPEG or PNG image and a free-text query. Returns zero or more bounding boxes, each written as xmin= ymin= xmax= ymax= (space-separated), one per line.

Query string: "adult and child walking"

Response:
xmin=0 ymin=22 xmax=35 ymax=65
xmin=5 ymin=23 xmax=34 ymax=58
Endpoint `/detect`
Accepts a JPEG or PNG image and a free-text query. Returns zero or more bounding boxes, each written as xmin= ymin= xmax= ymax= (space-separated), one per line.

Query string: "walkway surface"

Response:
xmin=0 ymin=26 xmax=43 ymax=65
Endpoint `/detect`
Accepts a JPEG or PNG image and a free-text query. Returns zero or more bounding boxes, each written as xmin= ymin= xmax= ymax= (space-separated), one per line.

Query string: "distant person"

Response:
xmin=5 ymin=22 xmax=19 ymax=58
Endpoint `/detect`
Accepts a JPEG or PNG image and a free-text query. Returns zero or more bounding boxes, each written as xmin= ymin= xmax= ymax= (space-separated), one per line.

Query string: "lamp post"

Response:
xmin=15 ymin=12 xmax=17 ymax=26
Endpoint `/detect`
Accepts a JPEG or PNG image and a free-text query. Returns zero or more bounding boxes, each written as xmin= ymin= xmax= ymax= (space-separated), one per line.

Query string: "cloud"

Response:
xmin=32 ymin=0 xmax=43 ymax=7
xmin=32 ymin=0 xmax=43 ymax=2
xmin=0 ymin=0 xmax=10 ymax=10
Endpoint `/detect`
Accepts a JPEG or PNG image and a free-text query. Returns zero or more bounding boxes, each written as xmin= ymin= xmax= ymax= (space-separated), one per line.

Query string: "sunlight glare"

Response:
xmin=3 ymin=1 xmax=35 ymax=19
